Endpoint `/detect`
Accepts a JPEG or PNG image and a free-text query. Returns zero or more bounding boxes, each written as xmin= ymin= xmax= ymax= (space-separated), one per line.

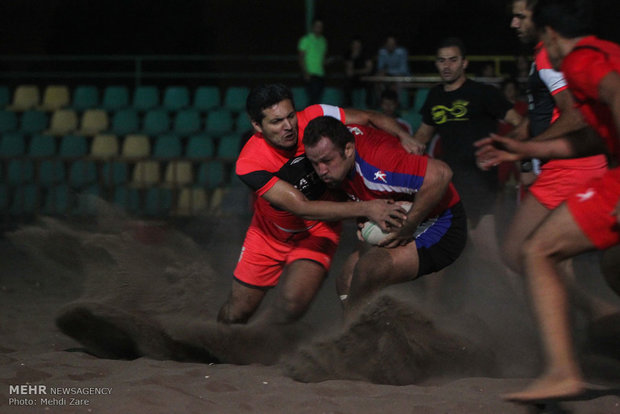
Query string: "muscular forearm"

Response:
xmin=403 ymin=160 xmax=452 ymax=231
xmin=284 ymin=198 xmax=368 ymax=221
xmin=531 ymin=113 xmax=587 ymax=142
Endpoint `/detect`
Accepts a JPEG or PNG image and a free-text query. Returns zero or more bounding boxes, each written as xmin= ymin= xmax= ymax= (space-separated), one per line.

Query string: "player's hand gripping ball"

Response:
xmin=360 ymin=202 xmax=412 ymax=245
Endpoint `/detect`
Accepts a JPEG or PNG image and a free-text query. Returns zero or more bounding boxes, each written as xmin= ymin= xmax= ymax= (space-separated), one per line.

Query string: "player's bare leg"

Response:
xmin=504 ymin=203 xmax=594 ymax=402
xmin=345 ymin=244 xmax=420 ymax=318
xmin=217 ymin=280 xmax=267 ymax=324
xmin=255 ymin=259 xmax=326 ymax=325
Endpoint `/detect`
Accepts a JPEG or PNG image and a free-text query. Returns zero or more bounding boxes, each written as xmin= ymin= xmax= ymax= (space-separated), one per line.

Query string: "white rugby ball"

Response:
xmin=360 ymin=202 xmax=412 ymax=245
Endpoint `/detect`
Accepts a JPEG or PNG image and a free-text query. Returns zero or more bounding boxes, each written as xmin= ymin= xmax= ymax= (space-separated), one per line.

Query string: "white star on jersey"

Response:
xmin=374 ymin=170 xmax=387 ymax=183
xmin=576 ymin=188 xmax=595 ymax=202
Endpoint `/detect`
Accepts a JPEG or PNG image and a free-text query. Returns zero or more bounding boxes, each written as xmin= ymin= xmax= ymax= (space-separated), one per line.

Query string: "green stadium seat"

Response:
xmin=413 ymin=88 xmax=430 ymax=111
xmin=162 ymin=86 xmax=190 ymax=111
xmin=0 ymin=132 xmax=26 ymax=156
xmin=110 ymin=109 xmax=139 ymax=135
xmin=38 ymin=159 xmax=65 ymax=187
xmin=102 ymin=161 xmax=128 ymax=186
xmin=193 ymin=86 xmax=221 ymax=112
xmin=101 ymin=86 xmax=130 ymax=112
xmin=173 ymin=108 xmax=201 ymax=135
xmin=321 ymin=87 xmax=344 ymax=106
xmin=59 ymin=134 xmax=88 ymax=157
xmin=223 ymin=86 xmax=250 ymax=113
xmin=144 ymin=187 xmax=173 ymax=217
xmin=20 ymin=110 xmax=49 ymax=134
xmin=217 ymin=134 xmax=241 ymax=159
xmin=28 ymin=134 xmax=56 ymax=157
xmin=197 ymin=161 xmax=224 ymax=189
xmin=72 ymin=85 xmax=99 ymax=111
xmin=152 ymin=134 xmax=182 ymax=158
xmin=0 ymin=86 xmax=10 ymax=108
xmin=42 ymin=184 xmax=71 ymax=215
xmin=205 ymin=108 xmax=234 ymax=137
xmin=142 ymin=109 xmax=170 ymax=135
xmin=68 ymin=160 xmax=97 ymax=187
xmin=0 ymin=110 xmax=18 ymax=133
xmin=292 ymin=87 xmax=309 ymax=110
xmin=132 ymin=86 xmax=159 ymax=112
xmin=113 ymin=187 xmax=140 ymax=214
xmin=10 ymin=183 xmax=38 ymax=215
xmin=185 ymin=133 xmax=214 ymax=158
xmin=7 ymin=160 xmax=34 ymax=185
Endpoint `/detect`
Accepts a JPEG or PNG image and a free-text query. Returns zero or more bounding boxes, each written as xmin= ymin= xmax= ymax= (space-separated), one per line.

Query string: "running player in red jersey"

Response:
xmin=303 ymin=116 xmax=466 ymax=313
xmin=494 ymin=0 xmax=620 ymax=401
xmin=218 ymin=84 xmax=423 ymax=325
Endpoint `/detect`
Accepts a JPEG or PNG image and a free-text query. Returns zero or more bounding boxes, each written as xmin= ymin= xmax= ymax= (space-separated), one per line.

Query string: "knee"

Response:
xmin=521 ymin=232 xmax=557 ymax=265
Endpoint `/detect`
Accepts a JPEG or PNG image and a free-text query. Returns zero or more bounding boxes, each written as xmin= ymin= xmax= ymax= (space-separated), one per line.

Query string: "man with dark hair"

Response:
xmin=218 ymin=83 xmax=422 ymax=326
xmin=491 ymin=0 xmax=620 ymax=401
xmin=303 ymin=116 xmax=466 ymax=312
xmin=412 ymin=37 xmax=523 ymax=235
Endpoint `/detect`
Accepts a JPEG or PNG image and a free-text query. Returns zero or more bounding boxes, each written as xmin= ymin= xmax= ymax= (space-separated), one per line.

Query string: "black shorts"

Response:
xmin=416 ymin=201 xmax=467 ymax=277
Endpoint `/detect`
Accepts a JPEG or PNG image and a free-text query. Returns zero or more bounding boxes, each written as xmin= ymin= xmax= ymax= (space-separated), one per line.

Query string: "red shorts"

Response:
xmin=233 ymin=220 xmax=341 ymax=288
xmin=567 ymin=167 xmax=620 ymax=250
xmin=530 ymin=155 xmax=608 ymax=209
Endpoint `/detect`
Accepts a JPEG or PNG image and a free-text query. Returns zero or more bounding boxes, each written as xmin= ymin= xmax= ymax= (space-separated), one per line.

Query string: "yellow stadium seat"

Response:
xmin=163 ymin=161 xmax=194 ymax=186
xmin=175 ymin=187 xmax=208 ymax=216
xmin=121 ymin=134 xmax=150 ymax=158
xmin=131 ymin=160 xmax=160 ymax=187
xmin=91 ymin=134 xmax=119 ymax=158
xmin=76 ymin=109 xmax=109 ymax=136
xmin=8 ymin=85 xmax=40 ymax=111
xmin=38 ymin=85 xmax=70 ymax=111
xmin=45 ymin=109 xmax=78 ymax=136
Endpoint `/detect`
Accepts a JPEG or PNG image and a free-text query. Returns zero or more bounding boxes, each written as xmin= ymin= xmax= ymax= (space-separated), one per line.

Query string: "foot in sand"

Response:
xmin=503 ymin=374 xmax=585 ymax=402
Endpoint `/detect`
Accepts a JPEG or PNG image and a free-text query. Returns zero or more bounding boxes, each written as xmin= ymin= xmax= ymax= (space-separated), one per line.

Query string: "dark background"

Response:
xmin=1 ymin=0 xmax=619 ymax=57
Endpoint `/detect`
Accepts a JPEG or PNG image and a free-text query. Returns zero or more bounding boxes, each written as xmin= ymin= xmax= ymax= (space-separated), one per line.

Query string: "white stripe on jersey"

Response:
xmin=355 ymin=163 xmax=418 ymax=195
xmin=319 ymin=104 xmax=342 ymax=120
xmin=539 ymin=68 xmax=567 ymax=94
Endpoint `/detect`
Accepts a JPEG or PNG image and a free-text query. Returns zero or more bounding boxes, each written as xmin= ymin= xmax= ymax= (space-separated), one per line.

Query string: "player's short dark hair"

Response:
xmin=303 ymin=116 xmax=354 ymax=154
xmin=532 ymin=0 xmax=592 ymax=38
xmin=246 ymin=83 xmax=295 ymax=124
xmin=437 ymin=37 xmax=467 ymax=58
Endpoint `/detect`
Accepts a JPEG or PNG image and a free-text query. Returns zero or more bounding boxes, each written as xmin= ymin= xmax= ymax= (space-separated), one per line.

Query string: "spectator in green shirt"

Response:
xmin=298 ymin=18 xmax=327 ymax=105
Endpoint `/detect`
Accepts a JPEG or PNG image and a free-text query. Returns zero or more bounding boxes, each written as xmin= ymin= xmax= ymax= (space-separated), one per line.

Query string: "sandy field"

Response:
xmin=1 ymin=193 xmax=619 ymax=414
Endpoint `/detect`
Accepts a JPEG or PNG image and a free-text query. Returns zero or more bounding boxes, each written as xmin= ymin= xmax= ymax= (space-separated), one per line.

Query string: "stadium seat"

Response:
xmin=132 ymin=86 xmax=159 ymax=112
xmin=101 ymin=86 xmax=130 ymax=112
xmin=91 ymin=134 xmax=119 ymax=158
xmin=351 ymin=88 xmax=368 ymax=109
xmin=196 ymin=161 xmax=225 ymax=189
xmin=72 ymin=85 xmax=99 ymax=111
xmin=235 ymin=112 xmax=252 ymax=133
xmin=68 ymin=160 xmax=97 ymax=187
xmin=292 ymin=87 xmax=309 ymax=110
xmin=113 ymin=187 xmax=141 ymax=214
xmin=38 ymin=85 xmax=70 ymax=112
xmin=0 ymin=131 xmax=26 ymax=156
xmin=0 ymin=110 xmax=18 ymax=133
xmin=142 ymin=109 xmax=169 ymax=135
xmin=110 ymin=108 xmax=139 ymax=135
xmin=413 ymin=88 xmax=430 ymax=112
xmin=217 ymin=134 xmax=241 ymax=159
xmin=44 ymin=109 xmax=78 ymax=136
xmin=76 ymin=109 xmax=109 ymax=136
xmin=162 ymin=86 xmax=190 ymax=111
xmin=101 ymin=161 xmax=128 ymax=186
xmin=6 ymin=160 xmax=34 ymax=185
xmin=59 ymin=134 xmax=88 ymax=157
xmin=401 ymin=111 xmax=423 ymax=132
xmin=28 ymin=134 xmax=56 ymax=157
xmin=19 ymin=110 xmax=49 ymax=134
xmin=152 ymin=134 xmax=182 ymax=158
xmin=163 ymin=161 xmax=193 ymax=186
xmin=0 ymin=184 xmax=8 ymax=211
xmin=131 ymin=160 xmax=160 ymax=187
xmin=172 ymin=108 xmax=201 ymax=135
xmin=185 ymin=133 xmax=214 ymax=158
xmin=321 ymin=87 xmax=344 ymax=106
xmin=144 ymin=187 xmax=173 ymax=217
xmin=0 ymin=86 xmax=10 ymax=108
xmin=7 ymin=85 xmax=40 ymax=111
xmin=205 ymin=108 xmax=234 ymax=137
xmin=121 ymin=134 xmax=150 ymax=158
xmin=193 ymin=86 xmax=221 ymax=112
xmin=42 ymin=184 xmax=71 ymax=215
xmin=38 ymin=159 xmax=66 ymax=187
xmin=10 ymin=183 xmax=38 ymax=215
xmin=75 ymin=184 xmax=101 ymax=216
xmin=175 ymin=187 xmax=208 ymax=216
xmin=223 ymin=86 xmax=250 ymax=113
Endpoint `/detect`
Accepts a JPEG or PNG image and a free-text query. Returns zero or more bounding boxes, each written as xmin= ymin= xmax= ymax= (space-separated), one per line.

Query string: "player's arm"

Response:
xmin=598 ymin=71 xmax=620 ymax=140
xmin=531 ymin=89 xmax=587 ymax=142
xmin=342 ymin=107 xmax=426 ymax=154
xmin=411 ymin=122 xmax=436 ymax=145
xmin=380 ymin=158 xmax=452 ymax=248
xmin=262 ymin=180 xmax=407 ymax=231
xmin=503 ymin=107 xmax=523 ymax=127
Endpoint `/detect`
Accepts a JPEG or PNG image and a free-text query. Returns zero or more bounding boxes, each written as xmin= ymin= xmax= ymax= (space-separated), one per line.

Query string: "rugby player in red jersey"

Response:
xmin=218 ymin=83 xmax=424 ymax=325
